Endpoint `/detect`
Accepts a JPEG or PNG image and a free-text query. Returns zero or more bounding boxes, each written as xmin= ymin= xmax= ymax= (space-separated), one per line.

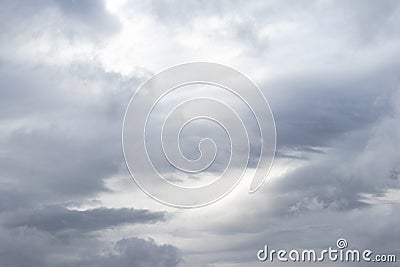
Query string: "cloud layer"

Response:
xmin=0 ymin=0 xmax=399 ymax=266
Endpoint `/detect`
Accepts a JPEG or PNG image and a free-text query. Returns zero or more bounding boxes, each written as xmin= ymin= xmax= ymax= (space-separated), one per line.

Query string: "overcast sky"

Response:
xmin=1 ymin=0 xmax=400 ymax=266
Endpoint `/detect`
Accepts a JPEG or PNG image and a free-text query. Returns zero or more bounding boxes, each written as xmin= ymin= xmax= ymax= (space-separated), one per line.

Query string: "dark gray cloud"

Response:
xmin=91 ymin=237 xmax=182 ymax=267
xmin=0 ymin=227 xmax=182 ymax=267
xmin=0 ymin=60 xmax=142 ymax=203
xmin=267 ymin=57 xmax=400 ymax=150
xmin=4 ymin=206 xmax=166 ymax=235
xmin=271 ymin=89 xmax=400 ymax=211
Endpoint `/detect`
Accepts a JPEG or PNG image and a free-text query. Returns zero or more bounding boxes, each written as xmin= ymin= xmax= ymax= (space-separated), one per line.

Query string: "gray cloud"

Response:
xmin=274 ymin=89 xmax=400 ymax=210
xmin=0 ymin=61 xmax=141 ymax=203
xmin=4 ymin=206 xmax=166 ymax=235
xmin=268 ymin=60 xmax=400 ymax=150
xmin=1 ymin=0 xmax=400 ymax=266
xmin=91 ymin=237 xmax=182 ymax=267
xmin=0 ymin=0 xmax=120 ymax=42
xmin=0 ymin=227 xmax=182 ymax=267
xmin=179 ymin=87 xmax=400 ymax=265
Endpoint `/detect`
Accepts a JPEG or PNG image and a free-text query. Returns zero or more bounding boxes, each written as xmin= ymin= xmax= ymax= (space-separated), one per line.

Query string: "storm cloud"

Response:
xmin=0 ymin=0 xmax=399 ymax=266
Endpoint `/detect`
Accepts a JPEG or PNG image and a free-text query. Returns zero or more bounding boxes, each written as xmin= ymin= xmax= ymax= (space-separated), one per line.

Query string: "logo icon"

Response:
xmin=122 ymin=62 xmax=276 ymax=208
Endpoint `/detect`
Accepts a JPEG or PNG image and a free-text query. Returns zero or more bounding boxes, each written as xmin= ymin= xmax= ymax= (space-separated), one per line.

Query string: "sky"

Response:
xmin=0 ymin=0 xmax=400 ymax=266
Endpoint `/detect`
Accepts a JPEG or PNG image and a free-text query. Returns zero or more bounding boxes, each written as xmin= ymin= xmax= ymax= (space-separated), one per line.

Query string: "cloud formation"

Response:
xmin=4 ymin=206 xmax=165 ymax=235
xmin=0 ymin=0 xmax=399 ymax=266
